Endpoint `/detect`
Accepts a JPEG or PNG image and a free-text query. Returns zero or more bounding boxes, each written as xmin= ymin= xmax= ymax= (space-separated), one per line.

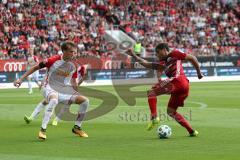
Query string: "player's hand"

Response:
xmin=14 ymin=79 xmax=22 ymax=88
xmin=126 ymin=49 xmax=134 ymax=56
xmin=197 ymin=72 xmax=204 ymax=79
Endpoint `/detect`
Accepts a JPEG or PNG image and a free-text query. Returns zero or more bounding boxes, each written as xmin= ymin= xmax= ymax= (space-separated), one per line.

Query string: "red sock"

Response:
xmin=170 ymin=112 xmax=193 ymax=133
xmin=148 ymin=96 xmax=157 ymax=118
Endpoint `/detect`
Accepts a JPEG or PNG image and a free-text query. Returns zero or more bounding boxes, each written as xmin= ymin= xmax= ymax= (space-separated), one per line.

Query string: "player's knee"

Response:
xmin=147 ymin=90 xmax=153 ymax=97
xmin=167 ymin=110 xmax=173 ymax=117
xmin=167 ymin=108 xmax=176 ymax=116
xmin=42 ymin=100 xmax=48 ymax=105
xmin=49 ymin=98 xmax=58 ymax=106
xmin=75 ymin=96 xmax=88 ymax=104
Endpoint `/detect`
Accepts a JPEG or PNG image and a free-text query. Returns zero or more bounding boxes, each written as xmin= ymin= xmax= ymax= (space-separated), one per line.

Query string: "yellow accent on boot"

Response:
xmin=38 ymin=130 xmax=47 ymax=140
xmin=189 ymin=130 xmax=199 ymax=137
xmin=146 ymin=117 xmax=160 ymax=131
xmin=24 ymin=115 xmax=32 ymax=124
xmin=72 ymin=127 xmax=88 ymax=138
xmin=52 ymin=118 xmax=58 ymax=126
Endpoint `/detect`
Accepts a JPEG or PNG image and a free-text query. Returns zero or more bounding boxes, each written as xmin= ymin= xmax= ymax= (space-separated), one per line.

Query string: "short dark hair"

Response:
xmin=155 ymin=43 xmax=169 ymax=52
xmin=61 ymin=41 xmax=77 ymax=52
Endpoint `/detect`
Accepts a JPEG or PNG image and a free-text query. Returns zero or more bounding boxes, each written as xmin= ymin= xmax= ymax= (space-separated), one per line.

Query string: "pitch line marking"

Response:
xmin=187 ymin=101 xmax=208 ymax=109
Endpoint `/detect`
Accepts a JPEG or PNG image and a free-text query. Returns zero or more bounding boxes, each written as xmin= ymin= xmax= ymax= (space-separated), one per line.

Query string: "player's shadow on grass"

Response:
xmin=55 ymin=86 xmax=119 ymax=122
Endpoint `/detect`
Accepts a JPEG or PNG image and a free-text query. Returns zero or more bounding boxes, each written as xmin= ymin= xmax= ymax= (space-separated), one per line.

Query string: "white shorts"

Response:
xmin=41 ymin=85 xmax=80 ymax=105
xmin=28 ymin=70 xmax=39 ymax=81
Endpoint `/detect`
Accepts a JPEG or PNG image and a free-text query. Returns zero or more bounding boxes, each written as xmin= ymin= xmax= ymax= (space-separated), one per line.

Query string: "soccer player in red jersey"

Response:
xmin=127 ymin=43 xmax=203 ymax=136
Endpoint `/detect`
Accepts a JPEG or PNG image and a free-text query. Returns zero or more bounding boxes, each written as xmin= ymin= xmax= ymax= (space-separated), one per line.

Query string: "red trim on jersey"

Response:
xmin=79 ymin=66 xmax=85 ymax=77
xmin=71 ymin=62 xmax=79 ymax=79
xmin=44 ymin=55 xmax=62 ymax=68
xmin=72 ymin=70 xmax=78 ymax=78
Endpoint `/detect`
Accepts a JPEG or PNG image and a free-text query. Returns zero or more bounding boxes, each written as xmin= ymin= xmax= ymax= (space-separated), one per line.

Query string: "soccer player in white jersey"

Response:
xmin=26 ymin=49 xmax=41 ymax=94
xmin=23 ymin=65 xmax=87 ymax=126
xmin=14 ymin=41 xmax=89 ymax=140
xmin=51 ymin=65 xmax=88 ymax=126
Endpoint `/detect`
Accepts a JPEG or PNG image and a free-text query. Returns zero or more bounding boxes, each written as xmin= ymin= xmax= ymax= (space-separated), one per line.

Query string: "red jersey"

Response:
xmin=77 ymin=65 xmax=86 ymax=81
xmin=160 ymin=50 xmax=187 ymax=79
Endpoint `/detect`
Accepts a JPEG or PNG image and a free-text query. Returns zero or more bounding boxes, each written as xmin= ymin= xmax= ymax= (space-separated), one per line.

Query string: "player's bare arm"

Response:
xmin=126 ymin=49 xmax=165 ymax=70
xmin=78 ymin=78 xmax=84 ymax=86
xmin=14 ymin=64 xmax=40 ymax=87
xmin=78 ymin=75 xmax=86 ymax=86
xmin=185 ymin=54 xmax=203 ymax=79
xmin=71 ymin=78 xmax=78 ymax=92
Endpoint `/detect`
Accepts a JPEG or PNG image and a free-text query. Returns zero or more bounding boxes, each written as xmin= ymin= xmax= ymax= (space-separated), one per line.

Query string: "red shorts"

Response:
xmin=148 ymin=76 xmax=189 ymax=109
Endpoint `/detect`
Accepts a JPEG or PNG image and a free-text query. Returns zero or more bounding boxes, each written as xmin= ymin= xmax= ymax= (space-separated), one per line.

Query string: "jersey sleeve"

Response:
xmin=79 ymin=66 xmax=85 ymax=77
xmin=72 ymin=69 xmax=78 ymax=78
xmin=71 ymin=63 xmax=81 ymax=79
xmin=170 ymin=50 xmax=187 ymax=60
xmin=41 ymin=55 xmax=61 ymax=68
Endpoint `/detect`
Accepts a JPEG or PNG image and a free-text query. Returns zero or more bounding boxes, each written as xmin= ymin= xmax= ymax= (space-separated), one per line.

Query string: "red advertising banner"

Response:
xmin=0 ymin=59 xmax=27 ymax=72
xmin=0 ymin=56 xmax=131 ymax=72
xmin=73 ymin=54 xmax=131 ymax=70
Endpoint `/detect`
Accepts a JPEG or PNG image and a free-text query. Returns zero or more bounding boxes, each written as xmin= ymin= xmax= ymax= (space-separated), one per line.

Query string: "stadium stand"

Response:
xmin=0 ymin=0 xmax=239 ymax=60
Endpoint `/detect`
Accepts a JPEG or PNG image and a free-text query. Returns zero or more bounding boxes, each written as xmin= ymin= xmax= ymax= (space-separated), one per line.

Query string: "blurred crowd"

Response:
xmin=0 ymin=0 xmax=239 ymax=60
xmin=115 ymin=0 xmax=240 ymax=56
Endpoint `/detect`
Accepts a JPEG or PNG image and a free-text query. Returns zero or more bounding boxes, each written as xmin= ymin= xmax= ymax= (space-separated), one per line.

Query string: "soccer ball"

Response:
xmin=157 ymin=125 xmax=172 ymax=139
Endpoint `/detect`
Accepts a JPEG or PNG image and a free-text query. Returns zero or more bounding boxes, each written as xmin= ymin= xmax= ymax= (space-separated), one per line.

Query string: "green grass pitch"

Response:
xmin=0 ymin=81 xmax=240 ymax=160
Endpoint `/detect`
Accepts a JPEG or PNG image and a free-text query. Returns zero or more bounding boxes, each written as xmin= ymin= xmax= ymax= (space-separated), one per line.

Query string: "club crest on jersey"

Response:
xmin=56 ymin=69 xmax=70 ymax=77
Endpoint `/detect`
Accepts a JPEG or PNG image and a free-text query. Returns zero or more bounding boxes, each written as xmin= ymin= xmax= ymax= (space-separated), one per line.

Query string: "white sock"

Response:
xmin=41 ymin=99 xmax=58 ymax=129
xmin=28 ymin=80 xmax=32 ymax=93
xmin=75 ymin=99 xmax=89 ymax=128
xmin=29 ymin=102 xmax=45 ymax=119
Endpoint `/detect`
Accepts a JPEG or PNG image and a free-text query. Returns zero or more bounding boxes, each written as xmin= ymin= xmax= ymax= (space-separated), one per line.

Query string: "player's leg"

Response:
xmin=52 ymin=103 xmax=69 ymax=126
xmin=146 ymin=80 xmax=173 ymax=131
xmin=39 ymin=94 xmax=58 ymax=140
xmin=167 ymin=93 xmax=198 ymax=136
xmin=24 ymin=99 xmax=48 ymax=124
xmin=71 ymin=95 xmax=89 ymax=137
xmin=27 ymin=76 xmax=33 ymax=94
xmin=147 ymin=90 xmax=159 ymax=131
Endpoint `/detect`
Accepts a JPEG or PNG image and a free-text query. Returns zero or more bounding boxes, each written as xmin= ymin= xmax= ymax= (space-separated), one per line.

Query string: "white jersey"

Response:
xmin=40 ymin=55 xmax=79 ymax=104
xmin=42 ymin=55 xmax=78 ymax=88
